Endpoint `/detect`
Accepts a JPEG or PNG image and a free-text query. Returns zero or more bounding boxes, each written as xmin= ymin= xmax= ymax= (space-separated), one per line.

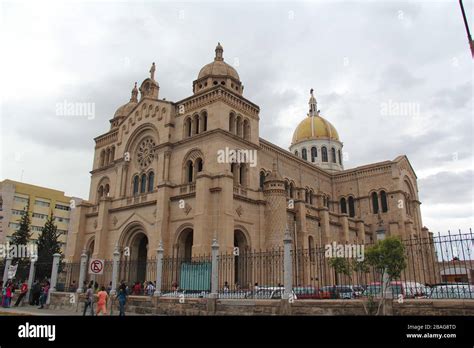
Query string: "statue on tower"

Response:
xmin=150 ymin=62 xmax=156 ymax=80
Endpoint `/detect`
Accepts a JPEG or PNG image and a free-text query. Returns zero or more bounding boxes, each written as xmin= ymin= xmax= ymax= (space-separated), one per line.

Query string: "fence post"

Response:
xmin=77 ymin=249 xmax=87 ymax=293
xmin=211 ymin=239 xmax=219 ymax=296
xmin=283 ymin=227 xmax=293 ymax=300
xmin=154 ymin=241 xmax=164 ymax=297
xmin=47 ymin=253 xmax=61 ymax=305
xmin=2 ymin=255 xmax=12 ymax=284
xmin=26 ymin=257 xmax=36 ymax=303
xmin=110 ymin=246 xmax=120 ymax=296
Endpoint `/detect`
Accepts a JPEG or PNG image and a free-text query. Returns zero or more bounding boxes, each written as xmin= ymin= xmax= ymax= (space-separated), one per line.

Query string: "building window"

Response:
xmin=196 ymin=158 xmax=203 ymax=172
xmin=55 ymin=204 xmax=70 ymax=211
xmin=311 ymin=147 xmax=317 ymax=162
xmin=294 ymin=150 xmax=299 ymax=157
xmin=133 ymin=175 xmax=139 ymax=195
xmin=186 ymin=160 xmax=194 ymax=183
xmin=14 ymin=196 xmax=29 ymax=204
xmin=148 ymin=171 xmax=155 ymax=192
xmin=338 ymin=150 xmax=342 ymax=165
xmin=140 ymin=174 xmax=147 ymax=193
xmin=259 ymin=171 xmax=266 ymax=190
xmin=239 ymin=164 xmax=246 ymax=186
xmin=186 ymin=117 xmax=192 ymax=137
xmin=348 ymin=196 xmax=355 ymax=217
xmin=321 ymin=147 xmax=328 ymax=162
xmin=302 ymin=148 xmax=307 ymax=160
xmin=309 ymin=236 xmax=315 ymax=262
xmin=380 ymin=190 xmax=388 ymax=212
xmin=331 ymin=148 xmax=336 ymax=163
xmin=309 ymin=190 xmax=313 ymax=205
xmin=372 ymin=192 xmax=379 ymax=214
xmin=340 ymin=197 xmax=347 ymax=214
xmin=289 ymin=183 xmax=294 ymax=199
xmin=35 ymin=200 xmax=50 ymax=207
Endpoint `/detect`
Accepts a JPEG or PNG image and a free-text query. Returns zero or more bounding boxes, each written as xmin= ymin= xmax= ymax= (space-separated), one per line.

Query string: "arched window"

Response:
xmin=229 ymin=113 xmax=235 ymax=134
xmin=340 ymin=197 xmax=347 ymax=214
xmin=133 ymin=175 xmax=139 ymax=195
xmin=259 ymin=171 xmax=266 ymax=190
xmin=202 ymin=112 xmax=208 ymax=132
xmin=285 ymin=181 xmax=289 ymax=196
xmin=372 ymin=192 xmax=379 ymax=214
xmin=331 ymin=148 xmax=336 ymax=163
xmin=104 ymin=184 xmax=110 ymax=196
xmin=289 ymin=183 xmax=294 ymax=199
xmin=295 ymin=150 xmax=299 ymax=157
xmin=148 ymin=171 xmax=155 ymax=192
xmin=140 ymin=174 xmax=147 ymax=193
xmin=309 ymin=190 xmax=314 ymax=205
xmin=98 ymin=185 xmax=104 ymax=199
xmin=348 ymin=196 xmax=355 ymax=217
xmin=326 ymin=195 xmax=330 ymax=209
xmin=309 ymin=236 xmax=315 ymax=262
xmin=338 ymin=149 xmax=342 ymax=165
xmin=196 ymin=158 xmax=203 ymax=173
xmin=321 ymin=147 xmax=328 ymax=162
xmin=302 ymin=148 xmax=307 ymax=161
xmin=100 ymin=150 xmax=105 ymax=167
xmin=380 ymin=190 xmax=388 ymax=212
xmin=231 ymin=163 xmax=238 ymax=186
xmin=186 ymin=118 xmax=192 ymax=137
xmin=194 ymin=114 xmax=200 ymax=135
xmin=186 ymin=160 xmax=193 ymax=183
xmin=311 ymin=147 xmax=317 ymax=162
xmin=305 ymin=189 xmax=310 ymax=203
xmin=110 ymin=146 xmax=115 ymax=164
xmin=239 ymin=164 xmax=246 ymax=186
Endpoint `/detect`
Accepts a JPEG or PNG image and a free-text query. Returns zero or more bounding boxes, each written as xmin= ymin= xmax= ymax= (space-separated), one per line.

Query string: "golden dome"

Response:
xmin=291 ymin=115 xmax=340 ymax=144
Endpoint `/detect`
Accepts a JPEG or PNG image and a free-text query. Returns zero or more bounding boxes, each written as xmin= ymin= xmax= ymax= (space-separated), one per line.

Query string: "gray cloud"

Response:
xmin=1 ymin=0 xmax=472 ymax=232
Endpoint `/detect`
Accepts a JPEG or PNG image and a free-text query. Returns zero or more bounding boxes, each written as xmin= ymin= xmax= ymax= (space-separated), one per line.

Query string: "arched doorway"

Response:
xmin=234 ymin=229 xmax=249 ymax=288
xmin=130 ymin=232 xmax=148 ymax=283
xmin=176 ymin=228 xmax=193 ymax=260
xmin=120 ymin=226 xmax=149 ymax=284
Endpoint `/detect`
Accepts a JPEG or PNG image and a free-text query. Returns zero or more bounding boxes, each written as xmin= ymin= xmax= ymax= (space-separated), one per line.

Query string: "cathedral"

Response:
xmin=66 ymin=43 xmax=431 ymax=265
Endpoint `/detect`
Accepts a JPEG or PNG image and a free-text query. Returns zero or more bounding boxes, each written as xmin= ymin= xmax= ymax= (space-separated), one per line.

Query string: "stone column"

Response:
xmin=47 ymin=253 xmax=61 ymax=304
xmin=341 ymin=215 xmax=349 ymax=242
xmin=154 ymin=241 xmax=164 ymax=297
xmin=77 ymin=249 xmax=88 ymax=293
xmin=110 ymin=246 xmax=120 ymax=296
xmin=211 ymin=239 xmax=219 ymax=296
xmin=283 ymin=227 xmax=293 ymax=299
xmin=26 ymin=258 xmax=36 ymax=303
xmin=2 ymin=255 xmax=12 ymax=284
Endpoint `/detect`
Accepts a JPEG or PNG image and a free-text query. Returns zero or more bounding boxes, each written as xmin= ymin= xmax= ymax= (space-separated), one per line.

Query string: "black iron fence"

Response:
xmin=2 ymin=231 xmax=473 ymax=300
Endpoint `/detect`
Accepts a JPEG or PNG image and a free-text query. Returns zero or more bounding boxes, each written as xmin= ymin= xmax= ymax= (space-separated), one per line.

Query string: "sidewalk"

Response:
xmin=0 ymin=305 xmax=139 ymax=316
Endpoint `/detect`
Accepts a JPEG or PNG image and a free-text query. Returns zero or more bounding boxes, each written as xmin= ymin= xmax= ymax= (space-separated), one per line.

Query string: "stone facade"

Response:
xmin=66 ymin=44 xmax=431 ymax=279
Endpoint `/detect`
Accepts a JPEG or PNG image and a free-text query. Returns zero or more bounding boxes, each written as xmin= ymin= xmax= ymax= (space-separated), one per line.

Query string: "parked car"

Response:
xmin=364 ymin=281 xmax=427 ymax=299
xmin=293 ymin=286 xmax=325 ymax=299
xmin=428 ymin=284 xmax=474 ymax=299
xmin=246 ymin=287 xmax=297 ymax=300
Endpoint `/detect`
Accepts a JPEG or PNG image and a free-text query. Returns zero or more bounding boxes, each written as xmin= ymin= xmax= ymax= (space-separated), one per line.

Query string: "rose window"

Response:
xmin=136 ymin=138 xmax=155 ymax=168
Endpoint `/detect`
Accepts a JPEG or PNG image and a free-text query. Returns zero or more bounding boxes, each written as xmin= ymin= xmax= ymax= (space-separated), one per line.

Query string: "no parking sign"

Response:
xmin=88 ymin=259 xmax=104 ymax=275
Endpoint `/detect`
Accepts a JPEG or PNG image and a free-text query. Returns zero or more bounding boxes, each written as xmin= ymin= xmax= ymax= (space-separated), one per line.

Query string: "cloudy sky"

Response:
xmin=1 ymin=0 xmax=472 ymax=233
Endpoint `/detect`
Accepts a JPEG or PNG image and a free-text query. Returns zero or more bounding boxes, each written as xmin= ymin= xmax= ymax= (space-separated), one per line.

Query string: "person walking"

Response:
xmin=116 ymin=284 xmax=127 ymax=316
xmin=38 ymin=281 xmax=50 ymax=309
xmin=96 ymin=286 xmax=108 ymax=316
xmin=14 ymin=280 xmax=28 ymax=307
xmin=2 ymin=281 xmax=12 ymax=308
xmin=30 ymin=280 xmax=41 ymax=306
xmin=83 ymin=284 xmax=94 ymax=316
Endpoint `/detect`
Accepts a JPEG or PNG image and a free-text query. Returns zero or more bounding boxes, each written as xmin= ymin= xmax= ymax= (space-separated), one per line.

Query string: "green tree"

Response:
xmin=328 ymin=257 xmax=352 ymax=286
xmin=9 ymin=204 xmax=32 ymax=280
xmin=10 ymin=205 xmax=32 ymax=247
xmin=36 ymin=213 xmax=63 ymax=280
xmin=365 ymin=237 xmax=407 ymax=315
